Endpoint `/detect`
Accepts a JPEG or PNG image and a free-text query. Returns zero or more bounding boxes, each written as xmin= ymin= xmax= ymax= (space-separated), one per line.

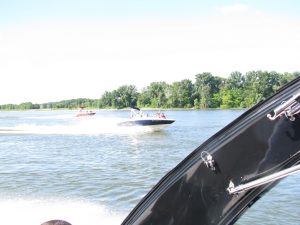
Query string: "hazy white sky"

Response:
xmin=0 ymin=0 xmax=300 ymax=104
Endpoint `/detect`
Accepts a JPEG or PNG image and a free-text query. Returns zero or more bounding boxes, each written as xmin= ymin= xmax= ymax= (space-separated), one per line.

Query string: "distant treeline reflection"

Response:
xmin=1 ymin=71 xmax=299 ymax=110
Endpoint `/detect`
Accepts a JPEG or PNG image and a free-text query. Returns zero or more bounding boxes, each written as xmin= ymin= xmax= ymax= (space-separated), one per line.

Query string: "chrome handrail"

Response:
xmin=267 ymin=92 xmax=300 ymax=121
xmin=227 ymin=164 xmax=300 ymax=194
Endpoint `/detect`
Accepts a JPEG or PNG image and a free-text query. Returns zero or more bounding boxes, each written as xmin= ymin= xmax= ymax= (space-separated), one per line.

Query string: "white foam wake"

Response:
xmin=0 ymin=117 xmax=156 ymax=135
xmin=0 ymin=198 xmax=126 ymax=225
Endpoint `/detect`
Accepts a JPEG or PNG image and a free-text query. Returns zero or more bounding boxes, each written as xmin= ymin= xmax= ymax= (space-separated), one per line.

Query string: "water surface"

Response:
xmin=0 ymin=110 xmax=299 ymax=225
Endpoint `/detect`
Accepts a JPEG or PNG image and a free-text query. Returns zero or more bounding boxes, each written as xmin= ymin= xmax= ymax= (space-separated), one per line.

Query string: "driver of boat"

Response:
xmin=41 ymin=220 xmax=72 ymax=225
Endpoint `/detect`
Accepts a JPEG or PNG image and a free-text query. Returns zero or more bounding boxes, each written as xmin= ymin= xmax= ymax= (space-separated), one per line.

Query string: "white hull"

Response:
xmin=142 ymin=123 xmax=173 ymax=131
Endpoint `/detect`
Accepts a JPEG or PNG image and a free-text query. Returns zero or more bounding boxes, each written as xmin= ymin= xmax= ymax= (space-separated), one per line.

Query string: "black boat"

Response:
xmin=121 ymin=77 xmax=300 ymax=225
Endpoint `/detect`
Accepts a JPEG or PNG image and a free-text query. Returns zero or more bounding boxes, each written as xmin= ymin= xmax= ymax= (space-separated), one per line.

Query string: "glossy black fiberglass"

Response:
xmin=121 ymin=77 xmax=300 ymax=225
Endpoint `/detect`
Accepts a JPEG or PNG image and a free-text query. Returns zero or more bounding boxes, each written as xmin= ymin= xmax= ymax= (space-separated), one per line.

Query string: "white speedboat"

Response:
xmin=118 ymin=107 xmax=175 ymax=131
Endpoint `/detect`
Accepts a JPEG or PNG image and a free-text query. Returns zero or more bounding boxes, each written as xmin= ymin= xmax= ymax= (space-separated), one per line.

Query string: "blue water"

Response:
xmin=0 ymin=110 xmax=299 ymax=225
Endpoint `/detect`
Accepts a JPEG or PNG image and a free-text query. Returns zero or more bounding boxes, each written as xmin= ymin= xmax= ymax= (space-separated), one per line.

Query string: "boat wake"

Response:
xmin=0 ymin=117 xmax=161 ymax=135
xmin=0 ymin=197 xmax=126 ymax=225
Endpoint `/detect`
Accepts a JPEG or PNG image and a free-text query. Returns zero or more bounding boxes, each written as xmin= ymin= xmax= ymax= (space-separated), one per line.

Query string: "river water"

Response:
xmin=0 ymin=110 xmax=299 ymax=225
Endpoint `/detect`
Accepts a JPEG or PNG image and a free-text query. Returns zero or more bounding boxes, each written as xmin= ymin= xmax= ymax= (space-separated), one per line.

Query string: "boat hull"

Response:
xmin=75 ymin=112 xmax=96 ymax=117
xmin=118 ymin=119 xmax=175 ymax=126
xmin=121 ymin=77 xmax=300 ymax=225
xmin=118 ymin=118 xmax=175 ymax=131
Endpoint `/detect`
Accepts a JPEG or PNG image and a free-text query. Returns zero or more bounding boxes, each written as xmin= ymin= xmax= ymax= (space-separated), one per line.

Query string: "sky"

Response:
xmin=0 ymin=0 xmax=300 ymax=104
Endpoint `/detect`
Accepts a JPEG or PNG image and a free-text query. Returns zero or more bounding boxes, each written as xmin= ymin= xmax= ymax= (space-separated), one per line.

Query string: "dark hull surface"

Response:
xmin=118 ymin=119 xmax=175 ymax=126
xmin=121 ymin=77 xmax=300 ymax=225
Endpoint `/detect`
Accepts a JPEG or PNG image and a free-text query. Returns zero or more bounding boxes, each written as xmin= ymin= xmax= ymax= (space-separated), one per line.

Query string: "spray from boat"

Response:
xmin=0 ymin=114 xmax=172 ymax=135
xmin=0 ymin=197 xmax=125 ymax=225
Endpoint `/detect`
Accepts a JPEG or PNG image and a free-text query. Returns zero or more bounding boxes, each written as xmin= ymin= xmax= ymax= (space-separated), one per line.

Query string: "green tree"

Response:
xmin=243 ymin=71 xmax=280 ymax=107
xmin=137 ymin=87 xmax=151 ymax=107
xmin=219 ymin=71 xmax=245 ymax=108
xmin=278 ymin=72 xmax=300 ymax=89
xmin=19 ymin=102 xmax=34 ymax=110
xmin=226 ymin=71 xmax=245 ymax=89
xmin=116 ymin=85 xmax=139 ymax=108
xmin=194 ymin=73 xmax=222 ymax=108
xmin=168 ymin=79 xmax=194 ymax=108
xmin=139 ymin=82 xmax=168 ymax=108
xmin=104 ymin=85 xmax=139 ymax=109
xmin=101 ymin=91 xmax=113 ymax=108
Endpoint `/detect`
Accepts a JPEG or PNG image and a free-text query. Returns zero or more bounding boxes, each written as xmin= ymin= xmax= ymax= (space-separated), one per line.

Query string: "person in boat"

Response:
xmin=155 ymin=112 xmax=166 ymax=119
xmin=41 ymin=220 xmax=72 ymax=225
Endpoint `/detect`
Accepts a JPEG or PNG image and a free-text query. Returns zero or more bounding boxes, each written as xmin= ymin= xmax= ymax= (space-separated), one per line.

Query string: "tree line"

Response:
xmin=1 ymin=71 xmax=299 ymax=110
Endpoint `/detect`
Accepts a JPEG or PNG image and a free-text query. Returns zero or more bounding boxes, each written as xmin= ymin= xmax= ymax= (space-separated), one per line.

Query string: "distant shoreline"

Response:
xmin=1 ymin=71 xmax=298 ymax=111
xmin=0 ymin=107 xmax=246 ymax=112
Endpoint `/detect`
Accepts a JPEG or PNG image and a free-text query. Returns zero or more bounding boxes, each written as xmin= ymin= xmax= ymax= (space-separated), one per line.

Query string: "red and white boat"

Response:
xmin=75 ymin=107 xmax=96 ymax=117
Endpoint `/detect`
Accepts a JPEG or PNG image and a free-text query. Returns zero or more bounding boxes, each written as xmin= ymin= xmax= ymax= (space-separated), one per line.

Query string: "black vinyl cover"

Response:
xmin=121 ymin=77 xmax=300 ymax=225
